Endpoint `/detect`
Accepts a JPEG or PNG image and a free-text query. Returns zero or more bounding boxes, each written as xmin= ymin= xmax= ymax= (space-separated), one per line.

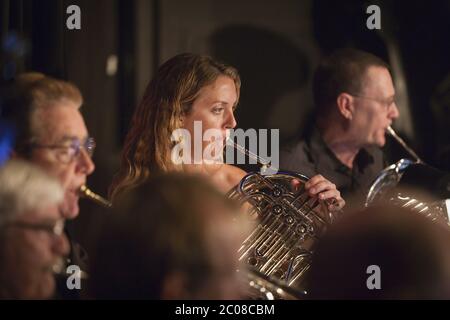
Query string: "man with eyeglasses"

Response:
xmin=0 ymin=160 xmax=69 ymax=299
xmin=2 ymin=72 xmax=95 ymax=219
xmin=280 ymin=48 xmax=400 ymax=209
xmin=1 ymin=72 xmax=95 ymax=298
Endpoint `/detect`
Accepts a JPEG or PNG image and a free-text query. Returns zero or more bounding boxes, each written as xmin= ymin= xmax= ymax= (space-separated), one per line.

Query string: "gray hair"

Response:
xmin=0 ymin=160 xmax=64 ymax=226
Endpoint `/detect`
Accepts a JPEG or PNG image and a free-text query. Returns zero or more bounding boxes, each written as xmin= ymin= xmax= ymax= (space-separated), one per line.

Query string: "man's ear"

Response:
xmin=336 ymin=93 xmax=355 ymax=121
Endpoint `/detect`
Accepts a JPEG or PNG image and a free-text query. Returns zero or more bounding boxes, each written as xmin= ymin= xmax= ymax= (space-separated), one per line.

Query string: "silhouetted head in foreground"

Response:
xmin=90 ymin=173 xmax=248 ymax=299
xmin=308 ymin=206 xmax=450 ymax=299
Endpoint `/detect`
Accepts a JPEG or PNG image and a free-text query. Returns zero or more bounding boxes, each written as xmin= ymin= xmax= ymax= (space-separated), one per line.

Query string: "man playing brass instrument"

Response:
xmin=1 ymin=73 xmax=96 ymax=298
xmin=281 ymin=49 xmax=400 ymax=209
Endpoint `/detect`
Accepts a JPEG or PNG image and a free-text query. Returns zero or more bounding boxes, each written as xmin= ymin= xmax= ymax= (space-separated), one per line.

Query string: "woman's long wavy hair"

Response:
xmin=109 ymin=53 xmax=241 ymax=201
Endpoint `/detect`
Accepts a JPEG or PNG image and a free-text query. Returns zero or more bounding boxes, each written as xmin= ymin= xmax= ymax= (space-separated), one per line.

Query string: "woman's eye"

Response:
xmin=212 ymin=107 xmax=224 ymax=114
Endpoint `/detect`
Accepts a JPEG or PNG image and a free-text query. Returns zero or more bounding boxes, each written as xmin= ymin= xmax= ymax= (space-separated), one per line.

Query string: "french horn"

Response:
xmin=366 ymin=126 xmax=450 ymax=224
xmin=243 ymin=268 xmax=307 ymax=300
xmin=226 ymin=139 xmax=338 ymax=299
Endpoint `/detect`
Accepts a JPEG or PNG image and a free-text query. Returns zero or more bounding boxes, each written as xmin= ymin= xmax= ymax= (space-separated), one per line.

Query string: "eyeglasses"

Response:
xmin=350 ymin=93 xmax=397 ymax=110
xmin=31 ymin=137 xmax=96 ymax=164
xmin=2 ymin=219 xmax=65 ymax=238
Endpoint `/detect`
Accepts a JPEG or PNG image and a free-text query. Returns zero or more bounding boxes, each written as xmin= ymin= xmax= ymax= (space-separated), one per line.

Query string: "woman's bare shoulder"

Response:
xmin=210 ymin=164 xmax=247 ymax=194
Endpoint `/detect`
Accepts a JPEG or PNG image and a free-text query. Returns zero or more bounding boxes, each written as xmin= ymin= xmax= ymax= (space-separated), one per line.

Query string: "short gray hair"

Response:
xmin=0 ymin=160 xmax=64 ymax=226
xmin=0 ymin=72 xmax=83 ymax=157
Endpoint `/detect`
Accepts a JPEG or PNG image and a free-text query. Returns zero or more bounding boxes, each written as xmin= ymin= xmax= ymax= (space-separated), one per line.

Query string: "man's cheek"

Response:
xmin=58 ymin=169 xmax=74 ymax=189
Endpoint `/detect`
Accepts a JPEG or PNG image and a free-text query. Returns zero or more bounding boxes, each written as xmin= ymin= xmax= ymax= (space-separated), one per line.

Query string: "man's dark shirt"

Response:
xmin=280 ymin=127 xmax=386 ymax=210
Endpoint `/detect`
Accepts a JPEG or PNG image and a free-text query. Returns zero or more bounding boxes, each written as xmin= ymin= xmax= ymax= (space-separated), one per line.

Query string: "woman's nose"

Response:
xmin=224 ymin=110 xmax=237 ymax=129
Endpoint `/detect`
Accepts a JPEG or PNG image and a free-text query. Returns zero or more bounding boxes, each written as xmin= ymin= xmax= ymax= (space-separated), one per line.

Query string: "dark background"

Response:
xmin=1 ymin=0 xmax=449 ymax=250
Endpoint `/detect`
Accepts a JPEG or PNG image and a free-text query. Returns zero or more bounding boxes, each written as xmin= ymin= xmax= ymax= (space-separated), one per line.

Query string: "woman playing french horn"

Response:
xmin=109 ymin=53 xmax=345 ymax=211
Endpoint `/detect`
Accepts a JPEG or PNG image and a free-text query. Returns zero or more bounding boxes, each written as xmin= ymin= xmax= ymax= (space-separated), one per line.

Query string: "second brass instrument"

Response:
xmin=366 ymin=126 xmax=449 ymax=224
xmin=79 ymin=185 xmax=112 ymax=208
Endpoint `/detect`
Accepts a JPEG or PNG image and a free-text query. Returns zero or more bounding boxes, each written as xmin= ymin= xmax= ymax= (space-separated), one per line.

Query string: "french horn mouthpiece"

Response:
xmin=386 ymin=126 xmax=423 ymax=164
